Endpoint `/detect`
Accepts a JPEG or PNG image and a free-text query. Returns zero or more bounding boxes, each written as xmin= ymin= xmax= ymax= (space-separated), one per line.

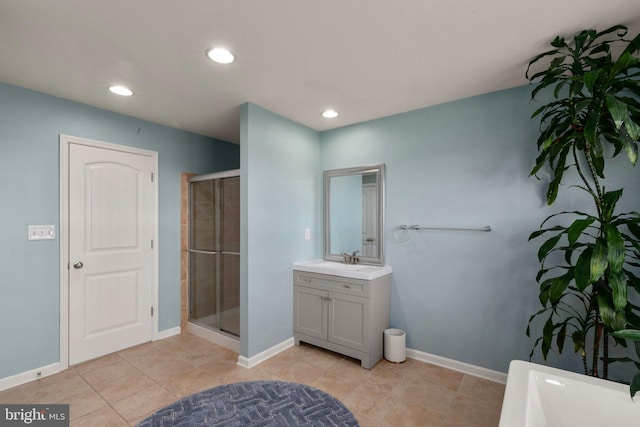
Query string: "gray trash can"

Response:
xmin=384 ymin=328 xmax=406 ymax=362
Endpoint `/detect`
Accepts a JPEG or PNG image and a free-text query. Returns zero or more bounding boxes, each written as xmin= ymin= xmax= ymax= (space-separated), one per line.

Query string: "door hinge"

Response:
xmin=151 ymin=172 xmax=154 ymax=182
xmin=151 ymin=239 xmax=154 ymax=249
xmin=151 ymin=306 xmax=154 ymax=316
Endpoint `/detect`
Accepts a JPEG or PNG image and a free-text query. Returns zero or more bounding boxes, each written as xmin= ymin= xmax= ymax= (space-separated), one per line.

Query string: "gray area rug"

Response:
xmin=137 ymin=380 xmax=360 ymax=426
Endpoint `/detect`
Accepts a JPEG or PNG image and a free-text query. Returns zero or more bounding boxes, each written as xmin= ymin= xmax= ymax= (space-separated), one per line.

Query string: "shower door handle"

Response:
xmin=73 ymin=261 xmax=84 ymax=269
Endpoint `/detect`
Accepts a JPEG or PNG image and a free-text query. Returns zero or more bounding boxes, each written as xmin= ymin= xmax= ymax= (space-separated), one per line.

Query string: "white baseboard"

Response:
xmin=158 ymin=326 xmax=181 ymax=340
xmin=1 ymin=327 xmax=181 ymax=392
xmin=406 ymin=348 xmax=507 ymax=384
xmin=0 ymin=337 xmax=506 ymax=392
xmin=0 ymin=363 xmax=62 ymax=392
xmin=237 ymin=337 xmax=295 ymax=369
xmin=233 ymin=336 xmax=507 ymax=384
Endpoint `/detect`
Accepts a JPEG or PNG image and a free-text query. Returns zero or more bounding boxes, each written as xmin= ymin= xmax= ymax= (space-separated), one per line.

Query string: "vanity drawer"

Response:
xmin=293 ymin=271 xmax=370 ymax=297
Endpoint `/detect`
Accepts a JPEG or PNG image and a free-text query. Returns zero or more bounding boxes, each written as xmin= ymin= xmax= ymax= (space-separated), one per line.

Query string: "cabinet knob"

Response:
xmin=344 ymin=284 xmax=350 ymax=289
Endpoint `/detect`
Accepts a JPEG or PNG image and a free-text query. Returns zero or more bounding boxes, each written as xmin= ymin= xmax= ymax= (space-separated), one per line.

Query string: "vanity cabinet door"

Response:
xmin=328 ymin=292 xmax=369 ymax=352
xmin=293 ymin=286 xmax=327 ymax=340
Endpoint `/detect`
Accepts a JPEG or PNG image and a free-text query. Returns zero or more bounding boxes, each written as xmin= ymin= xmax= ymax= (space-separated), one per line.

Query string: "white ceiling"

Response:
xmin=1 ymin=1 xmax=639 ymax=143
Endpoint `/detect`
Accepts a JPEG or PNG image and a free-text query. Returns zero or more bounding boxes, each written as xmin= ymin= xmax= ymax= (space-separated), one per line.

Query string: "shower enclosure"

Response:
xmin=188 ymin=170 xmax=240 ymax=338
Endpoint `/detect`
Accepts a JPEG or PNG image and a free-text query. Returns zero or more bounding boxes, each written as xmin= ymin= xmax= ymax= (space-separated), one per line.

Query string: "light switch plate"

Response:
xmin=28 ymin=225 xmax=55 ymax=240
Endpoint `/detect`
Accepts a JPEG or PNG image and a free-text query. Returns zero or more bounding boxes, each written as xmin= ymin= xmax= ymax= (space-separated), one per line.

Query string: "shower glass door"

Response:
xmin=189 ymin=173 xmax=240 ymax=337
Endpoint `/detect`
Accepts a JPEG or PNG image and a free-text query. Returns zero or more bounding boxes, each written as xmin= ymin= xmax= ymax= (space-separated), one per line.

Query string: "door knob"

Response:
xmin=73 ymin=261 xmax=84 ymax=269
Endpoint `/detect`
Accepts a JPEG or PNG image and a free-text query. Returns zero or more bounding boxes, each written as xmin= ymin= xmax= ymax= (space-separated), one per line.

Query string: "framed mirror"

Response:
xmin=324 ymin=163 xmax=385 ymax=265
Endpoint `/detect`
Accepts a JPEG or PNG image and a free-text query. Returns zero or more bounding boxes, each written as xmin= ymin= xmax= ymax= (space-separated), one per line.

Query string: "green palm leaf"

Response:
xmin=590 ymin=239 xmax=608 ymax=283
xmin=606 ymin=224 xmax=625 ymax=273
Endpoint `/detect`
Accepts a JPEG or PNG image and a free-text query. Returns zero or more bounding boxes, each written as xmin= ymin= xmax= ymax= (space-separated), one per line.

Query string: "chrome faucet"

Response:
xmin=340 ymin=250 xmax=360 ymax=264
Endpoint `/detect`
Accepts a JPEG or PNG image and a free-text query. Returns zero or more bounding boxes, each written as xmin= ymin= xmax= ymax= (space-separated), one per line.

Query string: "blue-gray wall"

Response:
xmin=240 ymin=103 xmax=321 ymax=357
xmin=240 ymin=85 xmax=638 ymax=378
xmin=319 ymin=85 xmax=640 ymax=376
xmin=3 ymin=79 xmax=638 ymax=382
xmin=0 ymin=83 xmax=239 ymax=378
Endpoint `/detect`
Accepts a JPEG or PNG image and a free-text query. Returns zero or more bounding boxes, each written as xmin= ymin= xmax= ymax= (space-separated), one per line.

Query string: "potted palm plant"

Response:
xmin=525 ymin=24 xmax=640 ymax=396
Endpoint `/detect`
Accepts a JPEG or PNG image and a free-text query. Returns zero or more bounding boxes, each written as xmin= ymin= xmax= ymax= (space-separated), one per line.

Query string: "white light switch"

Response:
xmin=304 ymin=228 xmax=311 ymax=241
xmin=28 ymin=225 xmax=56 ymax=240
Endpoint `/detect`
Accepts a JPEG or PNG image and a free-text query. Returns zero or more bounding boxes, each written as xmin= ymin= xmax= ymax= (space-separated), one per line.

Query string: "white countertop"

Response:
xmin=293 ymin=259 xmax=392 ymax=280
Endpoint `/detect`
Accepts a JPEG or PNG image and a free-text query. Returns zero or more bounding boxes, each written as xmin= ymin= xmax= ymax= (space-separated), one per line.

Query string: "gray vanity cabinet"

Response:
xmin=293 ymin=270 xmax=390 ymax=369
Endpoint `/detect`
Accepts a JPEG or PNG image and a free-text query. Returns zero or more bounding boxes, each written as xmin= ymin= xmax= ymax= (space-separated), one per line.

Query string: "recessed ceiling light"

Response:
xmin=322 ymin=109 xmax=339 ymax=118
xmin=207 ymin=47 xmax=235 ymax=64
xmin=108 ymin=85 xmax=134 ymax=96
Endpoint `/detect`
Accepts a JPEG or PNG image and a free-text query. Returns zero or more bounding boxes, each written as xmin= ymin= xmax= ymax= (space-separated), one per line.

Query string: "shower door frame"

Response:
xmin=187 ymin=169 xmax=240 ymax=343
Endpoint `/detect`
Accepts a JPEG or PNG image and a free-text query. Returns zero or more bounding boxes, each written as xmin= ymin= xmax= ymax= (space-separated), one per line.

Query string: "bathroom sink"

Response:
xmin=293 ymin=259 xmax=392 ymax=280
xmin=316 ymin=262 xmax=369 ymax=271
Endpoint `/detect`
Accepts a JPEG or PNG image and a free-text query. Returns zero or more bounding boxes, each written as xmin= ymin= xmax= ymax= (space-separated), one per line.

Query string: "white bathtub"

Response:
xmin=499 ymin=360 xmax=640 ymax=426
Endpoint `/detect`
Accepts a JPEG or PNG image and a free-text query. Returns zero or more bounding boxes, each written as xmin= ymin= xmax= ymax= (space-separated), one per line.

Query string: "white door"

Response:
xmin=362 ymin=184 xmax=378 ymax=257
xmin=68 ymin=141 xmax=155 ymax=365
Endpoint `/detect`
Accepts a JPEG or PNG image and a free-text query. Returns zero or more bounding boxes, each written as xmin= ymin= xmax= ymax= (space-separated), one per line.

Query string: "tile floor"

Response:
xmin=0 ymin=333 xmax=505 ymax=426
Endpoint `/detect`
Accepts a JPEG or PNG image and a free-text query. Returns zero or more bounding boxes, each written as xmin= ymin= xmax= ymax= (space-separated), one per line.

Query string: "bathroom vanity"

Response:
xmin=293 ymin=260 xmax=391 ymax=369
xmin=295 ymin=163 xmax=391 ymax=368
